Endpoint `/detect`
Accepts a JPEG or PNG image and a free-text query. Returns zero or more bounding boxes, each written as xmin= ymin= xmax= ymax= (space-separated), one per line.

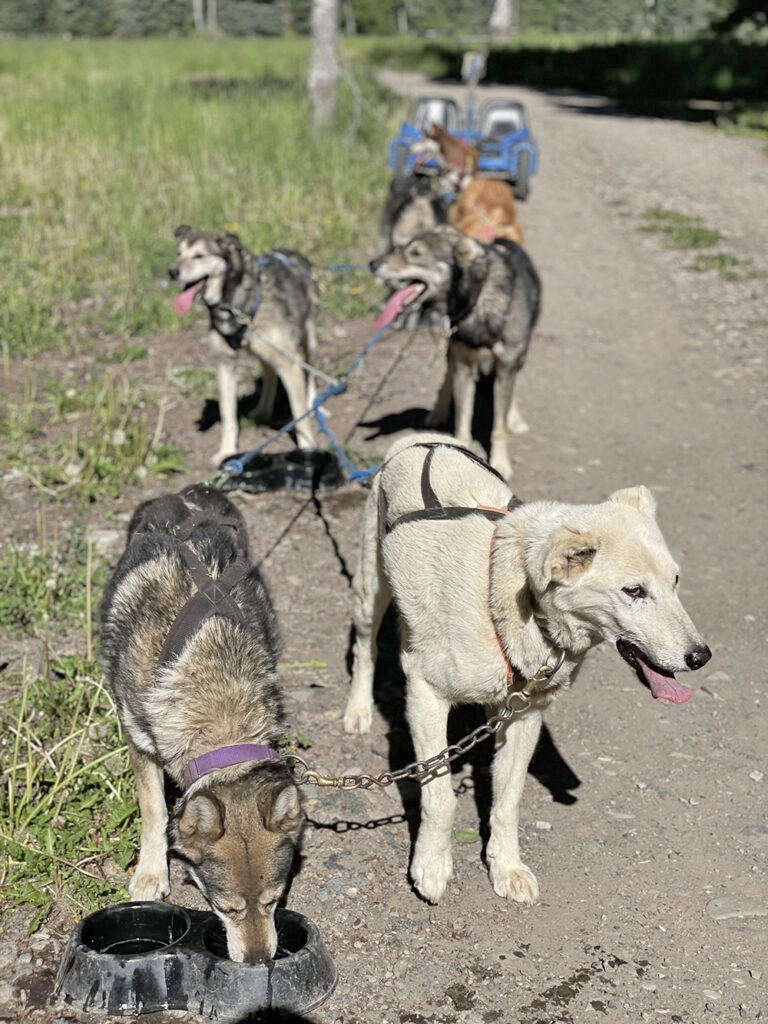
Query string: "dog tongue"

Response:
xmin=636 ymin=651 xmax=693 ymax=704
xmin=374 ymin=284 xmax=424 ymax=331
xmin=173 ymin=281 xmax=204 ymax=317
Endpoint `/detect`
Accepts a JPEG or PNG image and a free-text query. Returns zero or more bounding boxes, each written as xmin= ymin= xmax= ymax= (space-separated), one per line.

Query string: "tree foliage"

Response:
xmin=0 ymin=0 xmax=759 ymax=37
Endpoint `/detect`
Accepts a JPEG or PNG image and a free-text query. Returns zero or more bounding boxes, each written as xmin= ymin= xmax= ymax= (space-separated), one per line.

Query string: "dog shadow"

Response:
xmin=360 ymin=374 xmax=496 ymax=461
xmin=349 ymin=606 xmax=580 ymax=862
xmin=197 ymin=380 xmax=291 ymax=434
xmin=359 ymin=407 xmax=433 ymax=439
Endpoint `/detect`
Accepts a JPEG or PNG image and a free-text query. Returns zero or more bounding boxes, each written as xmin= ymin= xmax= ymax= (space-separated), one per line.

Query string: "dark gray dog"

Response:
xmin=378 ymin=174 xmax=448 ymax=254
xmin=100 ymin=483 xmax=304 ymax=963
xmin=170 ymin=226 xmax=320 ymax=464
xmin=371 ymin=226 xmax=541 ymax=479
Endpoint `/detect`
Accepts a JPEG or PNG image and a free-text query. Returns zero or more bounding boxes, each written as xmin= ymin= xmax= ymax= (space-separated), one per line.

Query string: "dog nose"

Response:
xmin=168 ymin=266 xmax=179 ymax=281
xmin=369 ymin=258 xmax=381 ymax=273
xmin=685 ymin=644 xmax=712 ymax=671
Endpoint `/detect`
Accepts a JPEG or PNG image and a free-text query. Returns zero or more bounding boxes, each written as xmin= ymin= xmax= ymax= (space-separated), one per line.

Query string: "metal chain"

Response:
xmin=287 ymin=651 xmax=566 ymax=791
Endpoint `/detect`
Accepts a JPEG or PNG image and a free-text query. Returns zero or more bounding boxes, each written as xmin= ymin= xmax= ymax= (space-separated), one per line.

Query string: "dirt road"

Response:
xmin=6 ymin=73 xmax=768 ymax=1024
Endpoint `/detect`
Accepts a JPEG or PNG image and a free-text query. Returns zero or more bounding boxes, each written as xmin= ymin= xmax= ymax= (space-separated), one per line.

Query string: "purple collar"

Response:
xmin=181 ymin=744 xmax=283 ymax=789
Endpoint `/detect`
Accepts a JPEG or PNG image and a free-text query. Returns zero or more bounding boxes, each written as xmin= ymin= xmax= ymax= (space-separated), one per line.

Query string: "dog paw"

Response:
xmin=129 ymin=870 xmax=171 ymax=902
xmin=489 ymin=862 xmax=539 ymax=904
xmin=508 ymin=416 xmax=530 ymax=436
xmin=343 ymin=702 xmax=373 ymax=734
xmin=213 ymin=449 xmax=237 ymax=467
xmin=410 ymin=847 xmax=453 ymax=904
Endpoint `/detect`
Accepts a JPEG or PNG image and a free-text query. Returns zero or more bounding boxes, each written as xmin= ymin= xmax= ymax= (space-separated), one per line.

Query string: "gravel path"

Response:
xmin=5 ymin=71 xmax=767 ymax=1024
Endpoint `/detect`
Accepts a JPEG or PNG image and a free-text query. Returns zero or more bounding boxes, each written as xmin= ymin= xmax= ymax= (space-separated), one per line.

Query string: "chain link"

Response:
xmin=288 ymin=651 xmax=565 ymax=790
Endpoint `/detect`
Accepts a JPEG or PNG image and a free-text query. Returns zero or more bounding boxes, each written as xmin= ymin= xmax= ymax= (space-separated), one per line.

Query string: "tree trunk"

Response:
xmin=308 ymin=0 xmax=340 ymax=130
xmin=192 ymin=0 xmax=204 ymax=32
xmin=488 ymin=0 xmax=512 ymax=37
xmin=205 ymin=0 xmax=218 ymax=35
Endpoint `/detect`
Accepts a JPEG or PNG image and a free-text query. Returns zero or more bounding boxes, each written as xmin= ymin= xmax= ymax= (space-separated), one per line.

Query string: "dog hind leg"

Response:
xmin=406 ymin=666 xmax=456 ymax=904
xmin=345 ymin=481 xmax=391 ymax=734
xmin=127 ymin=743 xmax=171 ymax=901
xmin=506 ymin=398 xmax=530 ymax=436
xmin=489 ymin=364 xmax=518 ymax=479
xmin=279 ymin=360 xmax=315 ymax=451
xmin=486 ymin=710 xmax=542 ymax=904
xmin=253 ymin=364 xmax=278 ymax=423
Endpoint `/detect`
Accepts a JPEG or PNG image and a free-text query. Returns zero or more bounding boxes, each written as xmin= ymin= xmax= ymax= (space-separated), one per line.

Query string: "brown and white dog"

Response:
xmin=169 ymin=226 xmax=320 ymax=465
xmin=412 ymin=123 xmax=524 ymax=247
xmin=100 ymin=484 xmax=304 ymax=963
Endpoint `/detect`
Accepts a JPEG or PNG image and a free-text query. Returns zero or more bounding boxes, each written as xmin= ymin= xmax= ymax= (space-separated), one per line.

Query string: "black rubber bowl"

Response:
xmin=55 ymin=901 xmax=337 ymax=1019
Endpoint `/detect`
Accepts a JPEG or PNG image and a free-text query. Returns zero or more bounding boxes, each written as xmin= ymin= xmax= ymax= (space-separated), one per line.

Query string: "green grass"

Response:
xmin=0 ymin=529 xmax=106 ymax=639
xmin=640 ymin=207 xmax=760 ymax=281
xmin=0 ymin=656 xmax=138 ymax=929
xmin=0 ymin=37 xmax=400 ymax=359
xmin=686 ymin=251 xmax=758 ymax=280
xmin=0 ymin=365 xmax=187 ymax=504
xmin=641 ymin=207 xmax=722 ymax=249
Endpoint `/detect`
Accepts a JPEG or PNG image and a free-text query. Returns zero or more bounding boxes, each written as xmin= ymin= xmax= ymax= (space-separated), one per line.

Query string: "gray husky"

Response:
xmin=378 ymin=174 xmax=448 ymax=254
xmin=371 ymin=225 xmax=541 ymax=479
xmin=100 ymin=484 xmax=304 ymax=963
xmin=170 ymin=226 xmax=320 ymax=464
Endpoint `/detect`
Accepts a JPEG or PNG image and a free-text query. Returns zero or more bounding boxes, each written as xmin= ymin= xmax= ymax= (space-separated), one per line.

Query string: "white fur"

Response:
xmin=345 ymin=434 xmax=709 ymax=904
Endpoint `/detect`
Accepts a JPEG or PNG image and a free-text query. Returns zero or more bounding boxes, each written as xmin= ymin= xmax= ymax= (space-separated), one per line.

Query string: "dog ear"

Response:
xmin=172 ymin=793 xmax=225 ymax=861
xmin=216 ymin=231 xmax=241 ymax=251
xmin=258 ymin=780 xmax=302 ymax=835
xmin=608 ymin=485 xmax=657 ymax=519
xmin=174 ymin=224 xmax=194 ymax=241
xmin=215 ymin=232 xmax=243 ymax=270
xmin=534 ymin=527 xmax=599 ymax=589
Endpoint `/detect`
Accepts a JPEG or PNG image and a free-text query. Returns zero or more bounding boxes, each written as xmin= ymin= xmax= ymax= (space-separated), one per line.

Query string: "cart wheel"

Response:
xmin=393 ymin=144 xmax=409 ymax=179
xmin=513 ymin=150 xmax=531 ymax=201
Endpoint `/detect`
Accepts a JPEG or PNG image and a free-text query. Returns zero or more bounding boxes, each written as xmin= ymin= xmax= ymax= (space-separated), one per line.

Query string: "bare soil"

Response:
xmin=2 ymin=73 xmax=767 ymax=1024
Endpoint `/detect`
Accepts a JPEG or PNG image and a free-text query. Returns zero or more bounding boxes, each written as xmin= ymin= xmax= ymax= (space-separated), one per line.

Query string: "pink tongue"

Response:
xmin=374 ymin=284 xmax=423 ymax=331
xmin=173 ymin=281 xmax=204 ymax=317
xmin=637 ymin=653 xmax=692 ymax=704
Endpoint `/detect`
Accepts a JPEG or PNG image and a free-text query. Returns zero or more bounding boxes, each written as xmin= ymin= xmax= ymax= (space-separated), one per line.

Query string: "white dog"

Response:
xmin=344 ymin=434 xmax=711 ymax=905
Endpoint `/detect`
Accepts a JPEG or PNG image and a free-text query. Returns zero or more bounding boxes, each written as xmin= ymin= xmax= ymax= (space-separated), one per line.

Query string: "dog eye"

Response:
xmin=622 ymin=585 xmax=646 ymax=600
xmin=674 ymin=574 xmax=679 ymax=587
xmin=261 ymin=899 xmax=278 ymax=914
xmin=217 ymin=903 xmax=245 ymax=918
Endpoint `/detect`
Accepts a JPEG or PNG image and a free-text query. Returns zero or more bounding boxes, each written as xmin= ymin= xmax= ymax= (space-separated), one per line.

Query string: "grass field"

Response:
xmin=0 ymin=36 xmax=401 ymax=359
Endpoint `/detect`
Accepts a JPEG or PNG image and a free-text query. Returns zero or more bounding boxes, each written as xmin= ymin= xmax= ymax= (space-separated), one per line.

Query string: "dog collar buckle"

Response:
xmin=181 ymin=743 xmax=283 ymax=789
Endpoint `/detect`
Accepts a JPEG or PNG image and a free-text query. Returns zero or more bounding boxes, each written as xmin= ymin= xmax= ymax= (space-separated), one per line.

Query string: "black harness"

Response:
xmin=383 ymin=442 xmax=523 ymax=533
xmin=154 ymin=507 xmax=249 ymax=671
xmin=222 ymin=250 xmax=304 ymax=352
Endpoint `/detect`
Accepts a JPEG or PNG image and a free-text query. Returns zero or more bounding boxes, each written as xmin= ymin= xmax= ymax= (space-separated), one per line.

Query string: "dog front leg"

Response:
xmin=128 ymin=743 xmax=171 ymax=901
xmin=425 ymin=342 xmax=454 ymax=429
xmin=486 ymin=709 xmax=542 ymax=904
xmin=451 ymin=358 xmax=476 ymax=447
xmin=406 ymin=666 xmax=455 ymax=904
xmin=215 ymin=354 xmax=240 ymax=465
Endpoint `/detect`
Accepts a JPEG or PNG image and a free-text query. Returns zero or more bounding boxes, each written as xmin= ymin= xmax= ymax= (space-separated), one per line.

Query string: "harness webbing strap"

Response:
xmin=384 ymin=442 xmax=522 ymax=533
xmin=155 ymin=510 xmax=250 ymax=671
